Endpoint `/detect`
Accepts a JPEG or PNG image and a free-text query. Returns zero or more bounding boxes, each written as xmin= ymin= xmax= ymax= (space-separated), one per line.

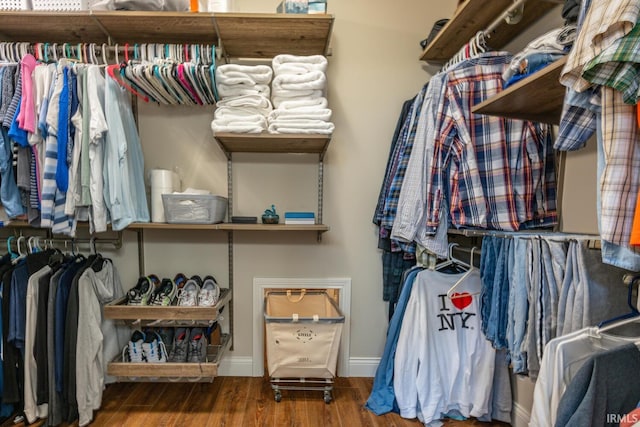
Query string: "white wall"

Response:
xmin=107 ymin=0 xmax=457 ymax=366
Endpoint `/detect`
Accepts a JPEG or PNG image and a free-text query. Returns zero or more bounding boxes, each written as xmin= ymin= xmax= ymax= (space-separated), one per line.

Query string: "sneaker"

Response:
xmin=124 ymin=330 xmax=146 ymax=362
xmin=187 ymin=327 xmax=208 ymax=363
xmin=149 ymin=278 xmax=177 ymax=306
xmin=168 ymin=328 xmax=190 ymax=363
xmin=142 ymin=331 xmax=167 ymax=363
xmin=177 ymin=278 xmax=201 ymax=306
xmin=127 ymin=275 xmax=160 ymax=306
xmin=198 ymin=275 xmax=220 ymax=307
xmin=174 ymin=273 xmax=188 ymax=294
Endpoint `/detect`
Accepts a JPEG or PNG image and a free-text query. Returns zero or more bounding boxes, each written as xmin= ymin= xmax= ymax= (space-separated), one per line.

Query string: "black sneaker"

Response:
xmin=127 ymin=276 xmax=157 ymax=306
xmin=148 ymin=278 xmax=177 ymax=306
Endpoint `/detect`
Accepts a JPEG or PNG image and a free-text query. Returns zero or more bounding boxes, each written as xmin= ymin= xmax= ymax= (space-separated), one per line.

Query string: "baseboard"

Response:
xmin=512 ymin=401 xmax=531 ymax=427
xmin=218 ymin=356 xmax=254 ymax=377
xmin=348 ymin=357 xmax=380 ymax=377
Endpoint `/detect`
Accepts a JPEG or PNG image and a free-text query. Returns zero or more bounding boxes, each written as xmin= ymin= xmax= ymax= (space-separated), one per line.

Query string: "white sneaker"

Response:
xmin=177 ymin=279 xmax=201 ymax=306
xmin=142 ymin=331 xmax=167 ymax=363
xmin=198 ymin=276 xmax=220 ymax=307
xmin=125 ymin=330 xmax=146 ymax=362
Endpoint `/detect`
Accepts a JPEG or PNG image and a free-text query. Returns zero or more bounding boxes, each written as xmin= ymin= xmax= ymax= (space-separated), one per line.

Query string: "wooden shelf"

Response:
xmin=108 ymin=334 xmax=230 ymax=381
xmin=420 ymin=0 xmax=561 ymax=63
xmin=0 ymin=11 xmax=333 ymax=58
xmin=126 ymin=222 xmax=329 ymax=232
xmin=471 ymin=56 xmax=567 ymax=124
xmin=104 ymin=289 xmax=231 ymax=323
xmin=215 ymin=13 xmax=334 ymax=58
xmin=214 ymin=133 xmax=331 ymax=155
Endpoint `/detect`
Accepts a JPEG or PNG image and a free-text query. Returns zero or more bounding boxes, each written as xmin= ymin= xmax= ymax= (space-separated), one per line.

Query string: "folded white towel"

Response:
xmin=215 ymin=64 xmax=273 ymax=85
xmin=272 ymin=71 xmax=326 ymax=92
xmin=215 ymin=106 xmax=271 ymax=120
xmin=215 ymin=94 xmax=273 ymax=111
xmin=268 ymin=119 xmax=334 ymax=135
xmin=272 ymin=90 xmax=324 ymax=108
xmin=212 ymin=115 xmax=267 ymax=134
xmin=272 ymin=54 xmax=328 ymax=75
xmin=268 ymin=108 xmax=332 ymax=122
xmin=276 ymin=97 xmax=328 ymax=111
xmin=217 ymin=83 xmax=271 ymax=99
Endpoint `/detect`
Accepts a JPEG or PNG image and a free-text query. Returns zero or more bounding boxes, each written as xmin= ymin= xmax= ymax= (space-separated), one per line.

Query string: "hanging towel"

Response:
xmin=215 ymin=64 xmax=273 ymax=85
xmin=268 ymin=108 xmax=332 ymax=122
xmin=272 ymin=54 xmax=328 ymax=74
xmin=268 ymin=119 xmax=334 ymax=134
xmin=272 ymin=71 xmax=326 ymax=92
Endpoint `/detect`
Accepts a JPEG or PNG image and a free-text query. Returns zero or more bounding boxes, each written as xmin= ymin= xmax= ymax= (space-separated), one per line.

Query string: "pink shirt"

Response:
xmin=18 ymin=54 xmax=37 ymax=134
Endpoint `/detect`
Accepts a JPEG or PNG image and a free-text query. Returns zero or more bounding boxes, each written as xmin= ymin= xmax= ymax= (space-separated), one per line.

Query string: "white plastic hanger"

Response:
xmin=447 ymin=246 xmax=480 ymax=300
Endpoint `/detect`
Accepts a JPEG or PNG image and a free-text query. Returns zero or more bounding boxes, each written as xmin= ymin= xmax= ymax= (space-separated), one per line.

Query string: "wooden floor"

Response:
xmin=5 ymin=377 xmax=511 ymax=427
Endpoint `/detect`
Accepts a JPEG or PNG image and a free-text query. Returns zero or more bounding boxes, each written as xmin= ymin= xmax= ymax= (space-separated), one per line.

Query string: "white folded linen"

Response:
xmin=211 ymin=115 xmax=267 ymax=134
xmin=272 ymin=71 xmax=326 ymax=91
xmin=272 ymin=54 xmax=328 ymax=74
xmin=276 ymin=97 xmax=328 ymax=111
xmin=272 ymin=90 xmax=324 ymax=108
xmin=217 ymin=83 xmax=271 ymax=98
xmin=215 ymin=64 xmax=273 ymax=85
xmin=268 ymin=108 xmax=332 ymax=122
xmin=214 ymin=106 xmax=271 ymax=120
xmin=268 ymin=119 xmax=334 ymax=134
xmin=215 ymin=94 xmax=273 ymax=111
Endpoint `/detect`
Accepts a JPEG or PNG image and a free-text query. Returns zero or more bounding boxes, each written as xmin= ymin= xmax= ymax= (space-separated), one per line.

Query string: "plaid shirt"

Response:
xmin=426 ymin=52 xmax=557 ymax=232
xmin=582 ymin=19 xmax=640 ymax=105
xmin=379 ymin=85 xmax=428 ymax=253
xmin=392 ymin=71 xmax=450 ymax=257
xmin=600 ymin=86 xmax=640 ymax=246
xmin=560 ymin=0 xmax=640 ymax=92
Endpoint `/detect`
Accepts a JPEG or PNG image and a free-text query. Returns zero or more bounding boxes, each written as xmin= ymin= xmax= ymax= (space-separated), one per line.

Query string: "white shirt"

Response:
xmin=394 ymin=268 xmax=495 ymax=425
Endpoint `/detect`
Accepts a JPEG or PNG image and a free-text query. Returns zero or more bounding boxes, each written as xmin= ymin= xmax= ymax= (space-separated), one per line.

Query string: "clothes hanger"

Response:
xmin=6 ymin=236 xmax=17 ymax=260
xmin=598 ymin=276 xmax=640 ymax=330
xmin=447 ymin=247 xmax=480 ymax=300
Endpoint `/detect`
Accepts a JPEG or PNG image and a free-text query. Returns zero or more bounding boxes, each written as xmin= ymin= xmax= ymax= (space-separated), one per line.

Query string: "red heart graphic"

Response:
xmin=451 ymin=292 xmax=473 ymax=310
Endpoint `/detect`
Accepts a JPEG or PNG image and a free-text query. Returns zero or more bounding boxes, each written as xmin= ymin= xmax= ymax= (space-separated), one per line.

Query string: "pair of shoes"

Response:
xmin=176 ymin=275 xmax=220 ymax=307
xmin=168 ymin=327 xmax=208 ymax=363
xmin=126 ymin=275 xmax=160 ymax=305
xmin=123 ymin=330 xmax=168 ymax=363
xmin=148 ymin=278 xmax=177 ymax=306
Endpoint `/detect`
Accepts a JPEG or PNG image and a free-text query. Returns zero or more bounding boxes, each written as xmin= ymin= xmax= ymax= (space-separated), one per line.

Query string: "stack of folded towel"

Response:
xmin=268 ymin=54 xmax=334 ymax=135
xmin=211 ymin=64 xmax=273 ymax=134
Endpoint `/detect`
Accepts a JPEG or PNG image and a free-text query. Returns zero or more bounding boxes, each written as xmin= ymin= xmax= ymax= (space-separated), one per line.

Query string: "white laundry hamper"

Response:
xmin=264 ymin=289 xmax=344 ymax=403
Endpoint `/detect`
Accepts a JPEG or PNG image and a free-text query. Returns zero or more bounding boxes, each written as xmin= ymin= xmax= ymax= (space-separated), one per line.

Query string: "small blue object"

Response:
xmin=284 ymin=212 xmax=315 ymax=218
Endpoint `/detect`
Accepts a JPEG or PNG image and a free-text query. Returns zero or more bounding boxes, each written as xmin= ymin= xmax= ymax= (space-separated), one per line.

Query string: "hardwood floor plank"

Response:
xmin=120 ymin=382 xmax=169 ymax=407
xmin=206 ymin=377 xmax=251 ymax=427
xmin=244 ymin=377 xmax=274 ymax=427
xmin=304 ymin=388 xmax=340 ymax=427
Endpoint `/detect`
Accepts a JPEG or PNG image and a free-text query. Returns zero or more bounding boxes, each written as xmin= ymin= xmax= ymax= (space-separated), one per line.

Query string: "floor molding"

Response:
xmin=348 ymin=357 xmax=380 ymax=377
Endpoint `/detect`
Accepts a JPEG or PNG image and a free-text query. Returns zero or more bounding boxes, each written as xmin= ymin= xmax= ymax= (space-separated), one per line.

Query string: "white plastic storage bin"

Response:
xmin=162 ymin=194 xmax=228 ymax=224
xmin=264 ymin=290 xmax=344 ymax=379
xmin=0 ymin=0 xmax=31 ymax=10
xmin=32 ymin=0 xmax=95 ymax=10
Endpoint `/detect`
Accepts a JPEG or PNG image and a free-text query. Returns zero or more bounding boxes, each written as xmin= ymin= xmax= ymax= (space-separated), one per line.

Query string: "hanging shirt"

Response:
xmin=87 ymin=66 xmax=108 ymax=232
xmin=103 ymin=75 xmax=150 ymax=230
xmin=426 ymin=52 xmax=557 ymax=232
xmin=18 ymin=54 xmax=37 ymax=134
xmin=394 ymin=268 xmax=495 ymax=425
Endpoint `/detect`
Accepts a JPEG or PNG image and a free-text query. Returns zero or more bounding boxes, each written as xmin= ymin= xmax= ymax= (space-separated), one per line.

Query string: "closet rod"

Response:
xmin=448 ymin=228 xmax=600 ymax=241
xmin=483 ymin=0 xmax=528 ymax=38
xmin=43 ymin=234 xmax=123 ymax=250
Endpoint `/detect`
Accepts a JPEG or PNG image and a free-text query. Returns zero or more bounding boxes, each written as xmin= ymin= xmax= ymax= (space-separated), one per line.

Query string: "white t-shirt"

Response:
xmin=394 ymin=268 xmax=495 ymax=425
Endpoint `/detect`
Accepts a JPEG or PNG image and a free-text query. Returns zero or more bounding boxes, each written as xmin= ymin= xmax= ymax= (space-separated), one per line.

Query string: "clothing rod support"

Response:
xmin=483 ymin=0 xmax=528 ymax=38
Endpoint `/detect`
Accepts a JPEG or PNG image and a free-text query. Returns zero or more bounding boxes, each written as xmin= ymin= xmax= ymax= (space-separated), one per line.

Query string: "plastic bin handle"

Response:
xmin=286 ymin=289 xmax=306 ymax=303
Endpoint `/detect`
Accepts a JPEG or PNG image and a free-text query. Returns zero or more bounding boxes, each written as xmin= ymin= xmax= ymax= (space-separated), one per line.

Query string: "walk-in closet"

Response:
xmin=0 ymin=0 xmax=635 ymax=426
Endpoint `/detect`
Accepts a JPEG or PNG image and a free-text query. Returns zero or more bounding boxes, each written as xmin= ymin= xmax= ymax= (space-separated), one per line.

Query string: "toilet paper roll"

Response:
xmin=150 ymin=169 xmax=180 ymax=222
xmin=150 ymin=169 xmax=180 ymax=190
